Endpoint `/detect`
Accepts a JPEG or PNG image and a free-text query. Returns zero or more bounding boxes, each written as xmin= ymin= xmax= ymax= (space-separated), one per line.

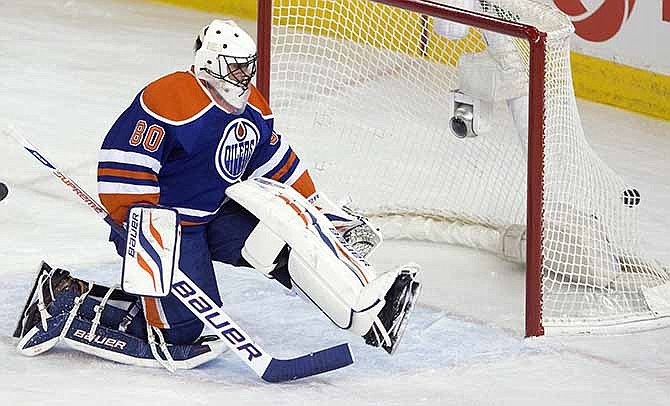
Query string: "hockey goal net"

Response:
xmin=256 ymin=0 xmax=670 ymax=336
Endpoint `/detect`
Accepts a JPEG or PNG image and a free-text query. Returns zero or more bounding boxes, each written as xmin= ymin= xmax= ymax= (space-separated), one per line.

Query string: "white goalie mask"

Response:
xmin=193 ymin=20 xmax=257 ymax=114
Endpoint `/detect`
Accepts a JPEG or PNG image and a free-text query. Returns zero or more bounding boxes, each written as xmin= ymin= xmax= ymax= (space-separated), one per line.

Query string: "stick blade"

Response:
xmin=261 ymin=343 xmax=354 ymax=383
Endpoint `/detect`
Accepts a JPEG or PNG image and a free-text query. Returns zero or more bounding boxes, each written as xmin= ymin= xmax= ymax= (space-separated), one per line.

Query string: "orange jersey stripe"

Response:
xmin=142 ymin=72 xmax=211 ymax=122
xmin=180 ymin=220 xmax=209 ymax=227
xmin=271 ymin=151 xmax=297 ymax=182
xmin=247 ymin=85 xmax=272 ymax=117
xmin=99 ymin=193 xmax=160 ymax=224
xmin=98 ymin=168 xmax=158 ymax=182
xmin=290 ymin=171 xmax=317 ymax=199
xmin=142 ymin=297 xmax=166 ymax=329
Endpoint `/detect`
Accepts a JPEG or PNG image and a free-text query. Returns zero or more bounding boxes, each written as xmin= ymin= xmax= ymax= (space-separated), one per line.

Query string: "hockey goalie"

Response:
xmin=13 ymin=19 xmax=421 ymax=372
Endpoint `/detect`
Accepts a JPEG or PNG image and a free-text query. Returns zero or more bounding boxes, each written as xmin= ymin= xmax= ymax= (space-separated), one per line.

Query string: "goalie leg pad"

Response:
xmin=286 ymin=248 xmax=400 ymax=335
xmin=61 ymin=318 xmax=225 ymax=370
xmin=15 ymin=262 xmax=225 ymax=369
xmin=242 ymin=221 xmax=287 ymax=277
xmin=19 ymin=313 xmax=224 ymax=369
xmin=227 ymin=178 xmax=401 ymax=336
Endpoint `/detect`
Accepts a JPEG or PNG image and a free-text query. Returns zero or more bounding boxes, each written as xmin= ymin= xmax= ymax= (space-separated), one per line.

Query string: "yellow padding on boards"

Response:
xmin=571 ymin=53 xmax=670 ymax=121
xmin=153 ymin=0 xmax=485 ymax=65
xmin=148 ymin=0 xmax=256 ymax=19
xmin=275 ymin=1 xmax=485 ymax=65
xmin=150 ymin=0 xmax=669 ymax=121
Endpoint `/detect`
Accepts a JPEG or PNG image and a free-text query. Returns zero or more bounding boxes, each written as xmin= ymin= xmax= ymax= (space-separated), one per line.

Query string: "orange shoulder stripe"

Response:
xmin=248 ymin=85 xmax=273 ymax=117
xmin=141 ymin=72 xmax=211 ymax=122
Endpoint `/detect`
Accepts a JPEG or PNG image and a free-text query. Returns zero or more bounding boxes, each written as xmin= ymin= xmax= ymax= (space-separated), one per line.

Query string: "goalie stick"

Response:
xmin=3 ymin=126 xmax=354 ymax=383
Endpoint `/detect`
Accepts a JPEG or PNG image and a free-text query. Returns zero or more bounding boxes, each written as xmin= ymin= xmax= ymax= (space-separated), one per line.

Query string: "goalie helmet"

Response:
xmin=193 ymin=19 xmax=257 ymax=114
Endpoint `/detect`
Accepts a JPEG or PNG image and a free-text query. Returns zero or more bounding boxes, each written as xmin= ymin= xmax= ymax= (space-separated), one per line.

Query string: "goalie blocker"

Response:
xmin=229 ymin=178 xmax=422 ymax=354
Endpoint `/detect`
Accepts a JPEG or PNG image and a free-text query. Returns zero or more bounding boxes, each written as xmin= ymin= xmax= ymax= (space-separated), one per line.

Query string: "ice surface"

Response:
xmin=0 ymin=0 xmax=669 ymax=405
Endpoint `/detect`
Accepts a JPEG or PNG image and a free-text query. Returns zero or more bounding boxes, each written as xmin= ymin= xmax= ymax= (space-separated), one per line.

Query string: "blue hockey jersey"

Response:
xmin=97 ymin=69 xmax=316 ymax=228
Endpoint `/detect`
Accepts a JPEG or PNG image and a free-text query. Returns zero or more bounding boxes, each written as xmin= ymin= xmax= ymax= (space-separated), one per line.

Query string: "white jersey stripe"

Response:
xmin=97 ymin=182 xmax=160 ymax=195
xmin=248 ymin=139 xmax=290 ymax=179
xmin=99 ymin=149 xmax=162 ymax=173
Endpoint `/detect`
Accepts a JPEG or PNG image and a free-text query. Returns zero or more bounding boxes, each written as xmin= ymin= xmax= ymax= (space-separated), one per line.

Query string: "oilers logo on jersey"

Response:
xmin=215 ymin=118 xmax=260 ymax=183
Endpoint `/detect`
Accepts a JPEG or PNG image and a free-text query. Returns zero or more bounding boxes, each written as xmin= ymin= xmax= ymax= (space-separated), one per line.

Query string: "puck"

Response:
xmin=622 ymin=188 xmax=641 ymax=208
xmin=0 ymin=182 xmax=7 ymax=202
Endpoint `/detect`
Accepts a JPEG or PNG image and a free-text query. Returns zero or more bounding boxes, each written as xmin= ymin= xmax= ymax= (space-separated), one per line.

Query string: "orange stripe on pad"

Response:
xmin=336 ymin=245 xmax=369 ymax=284
xmin=278 ymin=195 xmax=308 ymax=226
xmin=98 ymin=168 xmax=157 ymax=182
xmin=148 ymin=211 xmax=165 ymax=249
xmin=136 ymin=253 xmax=157 ymax=290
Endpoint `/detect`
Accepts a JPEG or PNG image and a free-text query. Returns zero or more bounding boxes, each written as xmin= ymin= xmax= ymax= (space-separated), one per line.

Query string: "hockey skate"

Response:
xmin=363 ymin=265 xmax=422 ymax=355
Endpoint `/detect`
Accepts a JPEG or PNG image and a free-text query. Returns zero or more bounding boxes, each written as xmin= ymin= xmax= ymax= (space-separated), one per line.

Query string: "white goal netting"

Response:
xmin=262 ymin=0 xmax=670 ymax=334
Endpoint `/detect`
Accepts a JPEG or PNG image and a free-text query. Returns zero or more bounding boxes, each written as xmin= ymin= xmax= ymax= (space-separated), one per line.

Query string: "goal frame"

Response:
xmin=255 ymin=0 xmax=548 ymax=337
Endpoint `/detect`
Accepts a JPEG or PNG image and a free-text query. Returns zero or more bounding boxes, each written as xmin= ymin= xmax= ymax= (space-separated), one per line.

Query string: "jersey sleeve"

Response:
xmin=244 ymin=87 xmax=318 ymax=202
xmin=97 ymin=94 xmax=175 ymax=224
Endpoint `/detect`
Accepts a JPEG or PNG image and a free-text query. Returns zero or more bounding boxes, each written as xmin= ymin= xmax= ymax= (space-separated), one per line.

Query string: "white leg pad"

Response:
xmin=242 ymin=222 xmax=287 ymax=276
xmin=227 ymin=178 xmax=400 ymax=336
xmin=287 ymin=247 xmax=399 ymax=335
